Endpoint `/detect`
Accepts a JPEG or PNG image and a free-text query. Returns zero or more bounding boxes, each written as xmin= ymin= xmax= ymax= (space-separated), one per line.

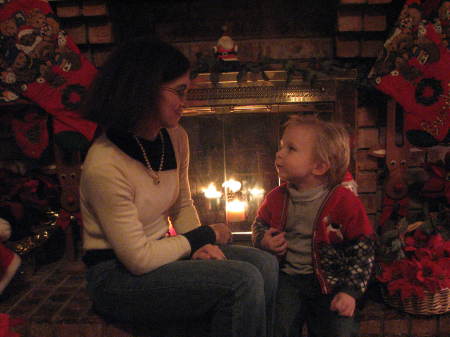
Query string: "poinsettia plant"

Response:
xmin=377 ymin=209 xmax=450 ymax=300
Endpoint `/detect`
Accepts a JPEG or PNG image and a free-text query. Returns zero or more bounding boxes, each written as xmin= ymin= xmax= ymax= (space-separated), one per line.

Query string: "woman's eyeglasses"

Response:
xmin=161 ymin=86 xmax=187 ymax=99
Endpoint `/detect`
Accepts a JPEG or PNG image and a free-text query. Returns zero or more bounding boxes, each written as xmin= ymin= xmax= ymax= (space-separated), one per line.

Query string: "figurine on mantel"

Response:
xmin=213 ymin=25 xmax=240 ymax=72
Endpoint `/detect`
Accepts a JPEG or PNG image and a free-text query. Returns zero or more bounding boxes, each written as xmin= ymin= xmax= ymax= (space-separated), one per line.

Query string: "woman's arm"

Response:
xmin=167 ymin=127 xmax=202 ymax=234
xmin=81 ymin=164 xmax=192 ymax=275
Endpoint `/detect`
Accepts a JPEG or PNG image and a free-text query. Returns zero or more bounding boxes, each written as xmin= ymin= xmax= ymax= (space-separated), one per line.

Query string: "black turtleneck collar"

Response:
xmin=106 ymin=128 xmax=176 ymax=171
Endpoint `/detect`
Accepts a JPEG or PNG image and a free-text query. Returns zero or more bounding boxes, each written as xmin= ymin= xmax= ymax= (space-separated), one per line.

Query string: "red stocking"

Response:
xmin=11 ymin=109 xmax=48 ymax=159
xmin=369 ymin=0 xmax=450 ymax=147
xmin=0 ymin=0 xmax=97 ymax=147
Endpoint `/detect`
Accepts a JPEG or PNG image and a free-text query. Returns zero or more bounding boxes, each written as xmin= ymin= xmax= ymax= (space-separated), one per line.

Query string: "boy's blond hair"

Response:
xmin=284 ymin=114 xmax=350 ymax=187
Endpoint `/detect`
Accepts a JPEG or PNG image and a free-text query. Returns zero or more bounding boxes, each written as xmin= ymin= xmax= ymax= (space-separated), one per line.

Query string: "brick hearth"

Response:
xmin=1 ymin=256 xmax=448 ymax=337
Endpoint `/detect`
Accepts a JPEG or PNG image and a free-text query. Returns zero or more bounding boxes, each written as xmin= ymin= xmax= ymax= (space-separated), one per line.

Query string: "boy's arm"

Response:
xmin=340 ymin=195 xmax=376 ymax=299
xmin=334 ymin=236 xmax=376 ymax=300
xmin=251 ymin=192 xmax=273 ymax=248
xmin=319 ymin=192 xmax=376 ymax=300
xmin=251 ymin=217 xmax=270 ymax=249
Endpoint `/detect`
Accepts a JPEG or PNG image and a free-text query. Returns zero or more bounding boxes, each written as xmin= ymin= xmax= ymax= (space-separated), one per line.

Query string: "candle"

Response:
xmin=226 ymin=199 xmax=246 ymax=223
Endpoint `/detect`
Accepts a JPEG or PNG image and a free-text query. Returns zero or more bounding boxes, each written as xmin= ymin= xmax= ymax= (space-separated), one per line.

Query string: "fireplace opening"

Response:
xmin=181 ymin=109 xmax=334 ymax=235
xmin=181 ymin=70 xmax=356 ymax=238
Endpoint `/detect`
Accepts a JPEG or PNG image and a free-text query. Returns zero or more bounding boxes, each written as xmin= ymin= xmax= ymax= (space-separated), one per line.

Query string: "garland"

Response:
xmin=190 ymin=53 xmax=374 ymax=88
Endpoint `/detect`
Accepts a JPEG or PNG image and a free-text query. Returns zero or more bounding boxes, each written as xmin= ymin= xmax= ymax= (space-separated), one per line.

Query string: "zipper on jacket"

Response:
xmin=311 ymin=185 xmax=339 ymax=295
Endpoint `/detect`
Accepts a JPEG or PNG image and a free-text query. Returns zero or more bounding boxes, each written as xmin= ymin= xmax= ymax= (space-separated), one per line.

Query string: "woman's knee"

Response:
xmin=225 ymin=246 xmax=279 ymax=279
xmin=258 ymin=250 xmax=279 ymax=276
xmin=229 ymin=261 xmax=265 ymax=298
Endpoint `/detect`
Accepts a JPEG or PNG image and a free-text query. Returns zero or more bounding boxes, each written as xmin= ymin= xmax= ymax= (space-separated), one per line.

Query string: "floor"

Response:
xmin=1 ymin=254 xmax=449 ymax=337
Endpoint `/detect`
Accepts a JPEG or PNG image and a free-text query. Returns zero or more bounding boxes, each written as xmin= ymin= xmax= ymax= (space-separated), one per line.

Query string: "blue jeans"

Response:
xmin=275 ymin=272 xmax=358 ymax=337
xmin=85 ymin=245 xmax=278 ymax=337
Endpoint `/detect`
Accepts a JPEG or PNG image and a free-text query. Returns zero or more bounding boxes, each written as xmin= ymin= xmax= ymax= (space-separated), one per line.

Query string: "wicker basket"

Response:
xmin=382 ymin=287 xmax=450 ymax=315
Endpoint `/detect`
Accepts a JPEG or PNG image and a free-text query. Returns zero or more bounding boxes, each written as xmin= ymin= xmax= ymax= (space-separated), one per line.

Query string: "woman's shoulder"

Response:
xmin=83 ymin=134 xmax=129 ymax=170
xmin=166 ymin=125 xmax=189 ymax=154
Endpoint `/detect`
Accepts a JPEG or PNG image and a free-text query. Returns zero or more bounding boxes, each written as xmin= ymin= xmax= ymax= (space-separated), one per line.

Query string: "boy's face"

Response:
xmin=275 ymin=124 xmax=326 ymax=188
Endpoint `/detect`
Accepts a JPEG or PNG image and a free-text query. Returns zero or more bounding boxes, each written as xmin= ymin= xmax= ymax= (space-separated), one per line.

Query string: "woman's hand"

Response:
xmin=261 ymin=227 xmax=287 ymax=256
xmin=209 ymin=223 xmax=232 ymax=245
xmin=191 ymin=244 xmax=227 ymax=260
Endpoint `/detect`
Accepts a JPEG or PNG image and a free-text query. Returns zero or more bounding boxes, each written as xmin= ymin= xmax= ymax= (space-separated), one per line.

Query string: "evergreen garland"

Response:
xmin=190 ymin=52 xmax=375 ymax=89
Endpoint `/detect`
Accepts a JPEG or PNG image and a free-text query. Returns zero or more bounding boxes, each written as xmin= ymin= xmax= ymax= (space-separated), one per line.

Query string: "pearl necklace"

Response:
xmin=134 ymin=131 xmax=165 ymax=185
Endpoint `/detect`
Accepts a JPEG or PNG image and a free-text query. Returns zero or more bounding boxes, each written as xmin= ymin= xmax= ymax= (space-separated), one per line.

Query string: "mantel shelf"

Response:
xmin=185 ymin=70 xmax=357 ymax=112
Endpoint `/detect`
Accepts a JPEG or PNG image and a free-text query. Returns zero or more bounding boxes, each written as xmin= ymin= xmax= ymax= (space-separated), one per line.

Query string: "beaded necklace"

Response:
xmin=133 ymin=131 xmax=165 ymax=185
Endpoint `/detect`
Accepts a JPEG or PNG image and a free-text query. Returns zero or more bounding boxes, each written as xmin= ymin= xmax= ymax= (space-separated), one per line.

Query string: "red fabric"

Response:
xmin=259 ymin=184 xmax=373 ymax=241
xmin=257 ymin=183 xmax=374 ymax=294
xmin=55 ymin=209 xmax=82 ymax=230
xmin=422 ymin=160 xmax=450 ymax=203
xmin=215 ymin=45 xmax=238 ymax=61
xmin=0 ymin=313 xmax=24 ymax=337
xmin=379 ymin=195 xmax=410 ymax=226
xmin=0 ymin=0 xmax=97 ymax=144
xmin=369 ymin=0 xmax=450 ymax=146
xmin=11 ymin=111 xmax=48 ymax=159
xmin=0 ymin=244 xmax=14 ymax=278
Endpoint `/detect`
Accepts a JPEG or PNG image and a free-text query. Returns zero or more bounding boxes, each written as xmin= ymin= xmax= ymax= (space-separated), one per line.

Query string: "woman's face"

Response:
xmin=156 ymin=71 xmax=190 ymax=129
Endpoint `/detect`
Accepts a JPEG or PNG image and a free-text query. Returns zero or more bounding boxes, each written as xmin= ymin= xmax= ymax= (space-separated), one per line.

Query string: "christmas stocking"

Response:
xmin=0 ymin=0 xmax=97 ymax=152
xmin=369 ymin=0 xmax=450 ymax=147
xmin=11 ymin=108 xmax=49 ymax=159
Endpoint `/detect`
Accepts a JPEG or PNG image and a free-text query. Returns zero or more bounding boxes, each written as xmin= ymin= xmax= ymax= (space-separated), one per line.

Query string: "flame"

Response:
xmin=249 ymin=187 xmax=264 ymax=198
xmin=222 ymin=179 xmax=242 ymax=193
xmin=202 ymin=183 xmax=222 ymax=199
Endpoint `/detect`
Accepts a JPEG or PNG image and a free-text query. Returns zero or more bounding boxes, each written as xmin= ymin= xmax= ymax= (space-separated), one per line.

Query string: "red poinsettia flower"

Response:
xmin=414 ymin=247 xmax=434 ymax=259
xmin=437 ymin=257 xmax=450 ymax=285
xmin=404 ymin=229 xmax=429 ymax=248
xmin=427 ymin=234 xmax=450 ymax=258
xmin=416 ymin=257 xmax=447 ymax=292
xmin=399 ymin=259 xmax=423 ymax=282
xmin=377 ymin=260 xmax=405 ymax=282
xmin=379 ymin=227 xmax=450 ymax=300
xmin=388 ymin=278 xmax=424 ymax=299
xmin=378 ymin=263 xmax=395 ymax=283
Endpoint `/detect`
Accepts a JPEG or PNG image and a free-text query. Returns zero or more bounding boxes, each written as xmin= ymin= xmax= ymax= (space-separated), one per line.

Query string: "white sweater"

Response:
xmin=80 ymin=126 xmax=201 ymax=275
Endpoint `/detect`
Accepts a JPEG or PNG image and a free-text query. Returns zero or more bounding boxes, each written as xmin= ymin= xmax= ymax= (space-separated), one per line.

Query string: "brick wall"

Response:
xmin=354 ymin=98 xmax=449 ymax=230
xmin=336 ymin=0 xmax=393 ymax=58
xmin=51 ymin=0 xmax=114 ymax=68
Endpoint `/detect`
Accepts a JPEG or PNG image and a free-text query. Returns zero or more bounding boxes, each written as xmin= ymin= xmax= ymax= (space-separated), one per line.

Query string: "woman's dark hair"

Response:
xmin=82 ymin=36 xmax=190 ymax=132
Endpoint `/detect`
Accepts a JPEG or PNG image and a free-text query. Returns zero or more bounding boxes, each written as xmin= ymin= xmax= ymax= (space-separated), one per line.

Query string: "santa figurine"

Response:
xmin=213 ymin=25 xmax=240 ymax=72
xmin=0 ymin=218 xmax=21 ymax=296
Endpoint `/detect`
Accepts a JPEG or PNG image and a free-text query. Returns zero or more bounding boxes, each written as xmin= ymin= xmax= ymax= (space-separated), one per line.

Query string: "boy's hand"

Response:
xmin=261 ymin=227 xmax=287 ymax=256
xmin=330 ymin=292 xmax=356 ymax=317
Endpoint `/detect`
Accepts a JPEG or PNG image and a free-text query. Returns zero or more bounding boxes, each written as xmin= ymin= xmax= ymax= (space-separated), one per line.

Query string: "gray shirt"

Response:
xmin=282 ymin=183 xmax=329 ymax=275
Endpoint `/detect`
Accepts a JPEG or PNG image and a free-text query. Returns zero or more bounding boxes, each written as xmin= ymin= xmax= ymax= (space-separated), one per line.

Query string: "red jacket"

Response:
xmin=252 ymin=183 xmax=375 ymax=299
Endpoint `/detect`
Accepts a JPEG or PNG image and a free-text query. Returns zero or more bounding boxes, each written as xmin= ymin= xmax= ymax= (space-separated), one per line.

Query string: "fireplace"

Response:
xmin=181 ymin=70 xmax=357 ymax=237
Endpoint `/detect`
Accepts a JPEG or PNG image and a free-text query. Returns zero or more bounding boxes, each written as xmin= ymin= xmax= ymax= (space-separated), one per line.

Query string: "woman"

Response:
xmin=80 ymin=36 xmax=278 ymax=337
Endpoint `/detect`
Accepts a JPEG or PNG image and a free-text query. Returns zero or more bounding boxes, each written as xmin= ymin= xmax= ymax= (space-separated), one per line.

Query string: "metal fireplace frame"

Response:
xmin=183 ymin=70 xmax=359 ymax=240
xmin=184 ymin=70 xmax=358 ymax=124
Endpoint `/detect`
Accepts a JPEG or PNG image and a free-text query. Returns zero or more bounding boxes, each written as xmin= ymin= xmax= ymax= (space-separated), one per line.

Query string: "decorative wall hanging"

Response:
xmin=369 ymin=0 xmax=450 ymax=147
xmin=0 ymin=0 xmax=97 ymax=155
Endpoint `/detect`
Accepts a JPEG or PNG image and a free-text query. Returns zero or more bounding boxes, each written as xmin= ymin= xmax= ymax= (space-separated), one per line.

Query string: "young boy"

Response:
xmin=252 ymin=115 xmax=375 ymax=337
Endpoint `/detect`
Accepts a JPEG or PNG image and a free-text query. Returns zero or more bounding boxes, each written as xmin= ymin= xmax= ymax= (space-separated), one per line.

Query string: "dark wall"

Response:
xmin=109 ymin=0 xmax=338 ymax=43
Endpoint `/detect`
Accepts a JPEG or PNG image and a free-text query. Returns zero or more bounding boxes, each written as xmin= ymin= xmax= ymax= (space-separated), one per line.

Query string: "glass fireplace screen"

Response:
xmin=180 ymin=109 xmax=332 ymax=234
